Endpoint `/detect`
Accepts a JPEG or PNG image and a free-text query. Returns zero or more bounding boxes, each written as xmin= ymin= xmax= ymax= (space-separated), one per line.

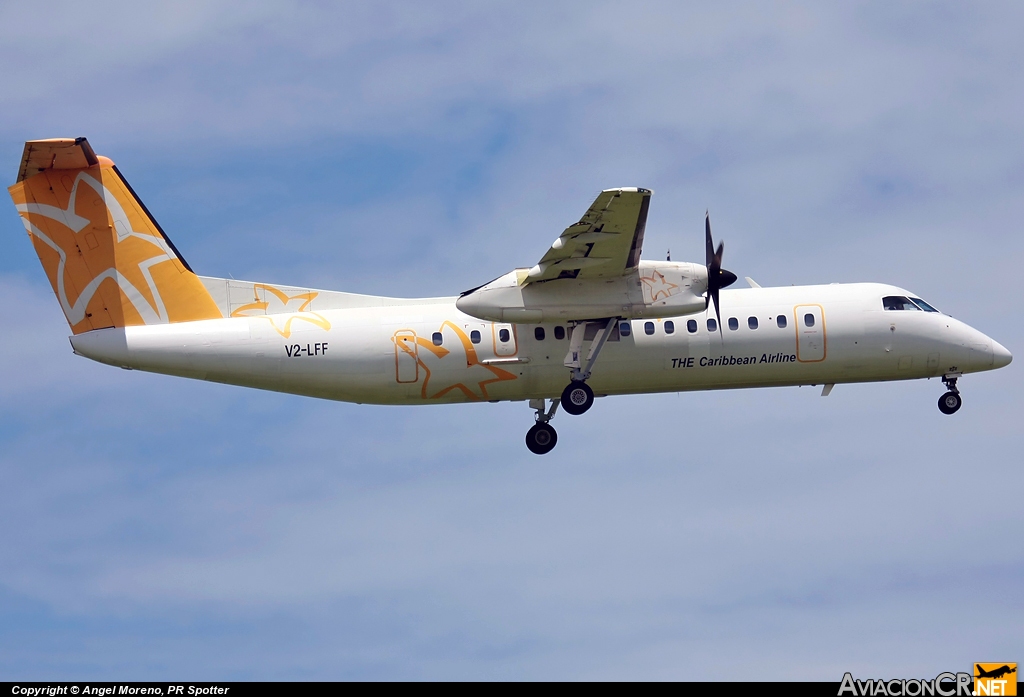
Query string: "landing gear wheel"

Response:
xmin=938 ymin=391 xmax=962 ymax=415
xmin=526 ymin=423 xmax=558 ymax=455
xmin=560 ymin=381 xmax=594 ymax=416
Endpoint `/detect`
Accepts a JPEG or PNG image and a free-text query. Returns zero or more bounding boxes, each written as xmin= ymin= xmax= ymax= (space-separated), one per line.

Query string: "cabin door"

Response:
xmin=393 ymin=330 xmax=419 ymax=383
xmin=794 ymin=305 xmax=826 ymax=362
xmin=493 ymin=323 xmax=518 ymax=357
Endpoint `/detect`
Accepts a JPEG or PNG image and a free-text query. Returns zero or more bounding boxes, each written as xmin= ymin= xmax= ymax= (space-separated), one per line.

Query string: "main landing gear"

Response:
xmin=561 ymin=381 xmax=594 ymax=416
xmin=526 ymin=398 xmax=559 ymax=455
xmin=523 ymin=318 xmax=618 ymax=454
xmin=559 ymin=318 xmax=616 ymax=416
xmin=938 ymin=373 xmax=962 ymax=415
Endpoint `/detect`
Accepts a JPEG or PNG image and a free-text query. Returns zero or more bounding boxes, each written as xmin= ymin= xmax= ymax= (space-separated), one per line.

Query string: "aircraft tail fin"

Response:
xmin=8 ymin=138 xmax=223 ymax=334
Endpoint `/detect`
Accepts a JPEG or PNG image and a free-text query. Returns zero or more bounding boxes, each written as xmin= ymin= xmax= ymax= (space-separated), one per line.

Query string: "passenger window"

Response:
xmin=728 ymin=317 xmax=738 ymax=331
xmin=777 ymin=315 xmax=787 ymax=329
xmin=707 ymin=318 xmax=717 ymax=332
xmin=644 ymin=321 xmax=655 ymax=335
xmin=804 ymin=314 xmax=814 ymax=327
xmin=687 ymin=319 xmax=697 ymax=333
xmin=470 ymin=330 xmax=481 ymax=344
xmin=748 ymin=317 xmax=758 ymax=330
xmin=499 ymin=328 xmax=511 ymax=342
xmin=665 ymin=320 xmax=674 ymax=334
xmin=619 ymin=321 xmax=631 ymax=337
xmin=554 ymin=326 xmax=565 ymax=340
xmin=432 ymin=332 xmax=443 ymax=346
xmin=534 ymin=327 xmax=545 ymax=341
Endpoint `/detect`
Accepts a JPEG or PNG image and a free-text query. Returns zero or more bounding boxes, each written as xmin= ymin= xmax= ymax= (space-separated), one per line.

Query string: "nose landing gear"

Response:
xmin=526 ymin=398 xmax=559 ymax=455
xmin=938 ymin=373 xmax=962 ymax=415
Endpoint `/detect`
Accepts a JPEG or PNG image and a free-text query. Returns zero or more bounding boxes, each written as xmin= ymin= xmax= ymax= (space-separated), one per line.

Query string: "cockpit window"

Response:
xmin=910 ymin=297 xmax=939 ymax=313
xmin=883 ymin=296 xmax=922 ymax=311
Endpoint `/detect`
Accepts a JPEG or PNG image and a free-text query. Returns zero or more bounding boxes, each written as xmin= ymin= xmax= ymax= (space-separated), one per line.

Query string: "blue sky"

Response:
xmin=1 ymin=1 xmax=1021 ymax=680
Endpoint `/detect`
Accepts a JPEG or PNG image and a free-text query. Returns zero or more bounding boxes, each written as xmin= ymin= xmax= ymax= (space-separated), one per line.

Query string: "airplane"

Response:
xmin=7 ymin=138 xmax=1013 ymax=454
xmin=975 ymin=665 xmax=1016 ymax=680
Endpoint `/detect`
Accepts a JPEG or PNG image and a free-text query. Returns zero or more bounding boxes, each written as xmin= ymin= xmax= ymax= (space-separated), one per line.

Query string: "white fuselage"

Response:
xmin=68 ymin=282 xmax=1011 ymax=405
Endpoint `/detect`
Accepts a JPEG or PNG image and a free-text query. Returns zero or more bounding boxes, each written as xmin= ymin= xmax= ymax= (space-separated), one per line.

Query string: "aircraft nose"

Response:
xmin=992 ymin=339 xmax=1013 ymax=369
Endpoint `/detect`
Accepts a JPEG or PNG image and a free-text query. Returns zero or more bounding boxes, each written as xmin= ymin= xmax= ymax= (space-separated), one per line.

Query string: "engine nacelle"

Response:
xmin=456 ymin=261 xmax=709 ymax=323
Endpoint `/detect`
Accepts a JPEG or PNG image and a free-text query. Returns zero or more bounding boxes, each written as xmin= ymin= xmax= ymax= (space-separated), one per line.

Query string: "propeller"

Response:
xmin=704 ymin=212 xmax=737 ymax=336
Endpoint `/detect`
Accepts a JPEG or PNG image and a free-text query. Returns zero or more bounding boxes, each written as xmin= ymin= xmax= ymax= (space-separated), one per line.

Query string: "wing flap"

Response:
xmin=528 ymin=187 xmax=651 ymax=282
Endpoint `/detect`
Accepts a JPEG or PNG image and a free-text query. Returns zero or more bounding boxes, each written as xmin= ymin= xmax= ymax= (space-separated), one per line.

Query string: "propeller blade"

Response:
xmin=703 ymin=214 xmax=736 ymax=337
xmin=705 ymin=213 xmax=714 ymax=268
xmin=711 ymin=286 xmax=722 ymax=337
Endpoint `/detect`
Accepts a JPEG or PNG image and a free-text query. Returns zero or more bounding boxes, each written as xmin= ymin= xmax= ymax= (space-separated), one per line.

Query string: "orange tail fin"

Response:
xmin=8 ymin=138 xmax=223 ymax=334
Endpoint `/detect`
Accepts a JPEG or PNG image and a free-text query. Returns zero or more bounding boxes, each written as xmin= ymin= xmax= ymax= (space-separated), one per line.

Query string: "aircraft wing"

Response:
xmin=526 ymin=187 xmax=651 ymax=282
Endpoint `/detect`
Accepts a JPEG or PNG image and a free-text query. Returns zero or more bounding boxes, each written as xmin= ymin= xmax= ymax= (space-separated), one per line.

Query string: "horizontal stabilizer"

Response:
xmin=17 ymin=137 xmax=99 ymax=182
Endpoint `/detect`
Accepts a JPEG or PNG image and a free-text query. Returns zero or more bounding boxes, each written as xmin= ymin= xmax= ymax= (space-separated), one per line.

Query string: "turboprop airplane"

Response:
xmin=8 ymin=138 xmax=1013 ymax=454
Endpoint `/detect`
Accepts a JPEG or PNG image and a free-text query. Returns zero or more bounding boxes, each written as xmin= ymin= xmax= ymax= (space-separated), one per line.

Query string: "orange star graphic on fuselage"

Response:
xmin=231 ymin=283 xmax=331 ymax=337
xmin=392 ymin=321 xmax=517 ymax=401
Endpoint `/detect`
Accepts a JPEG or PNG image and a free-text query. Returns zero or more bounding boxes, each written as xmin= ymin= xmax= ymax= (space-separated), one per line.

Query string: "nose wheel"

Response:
xmin=526 ymin=398 xmax=559 ymax=455
xmin=938 ymin=374 xmax=962 ymax=415
xmin=938 ymin=391 xmax=962 ymax=414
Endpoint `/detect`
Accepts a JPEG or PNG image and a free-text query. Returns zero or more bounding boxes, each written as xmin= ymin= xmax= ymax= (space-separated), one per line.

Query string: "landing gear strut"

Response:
xmin=559 ymin=318 xmax=617 ymax=416
xmin=526 ymin=398 xmax=559 ymax=455
xmin=938 ymin=373 xmax=962 ymax=415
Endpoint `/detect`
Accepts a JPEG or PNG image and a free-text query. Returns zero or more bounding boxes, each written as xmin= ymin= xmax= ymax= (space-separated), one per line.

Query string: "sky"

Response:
xmin=1 ymin=1 xmax=1022 ymax=680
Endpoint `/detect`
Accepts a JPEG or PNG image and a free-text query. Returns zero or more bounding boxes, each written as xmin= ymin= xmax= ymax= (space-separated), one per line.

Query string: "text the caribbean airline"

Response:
xmin=8 ymin=138 xmax=1012 ymax=454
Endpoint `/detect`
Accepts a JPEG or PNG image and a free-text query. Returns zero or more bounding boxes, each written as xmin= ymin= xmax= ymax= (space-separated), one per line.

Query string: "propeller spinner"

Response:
xmin=704 ymin=212 xmax=737 ymax=335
